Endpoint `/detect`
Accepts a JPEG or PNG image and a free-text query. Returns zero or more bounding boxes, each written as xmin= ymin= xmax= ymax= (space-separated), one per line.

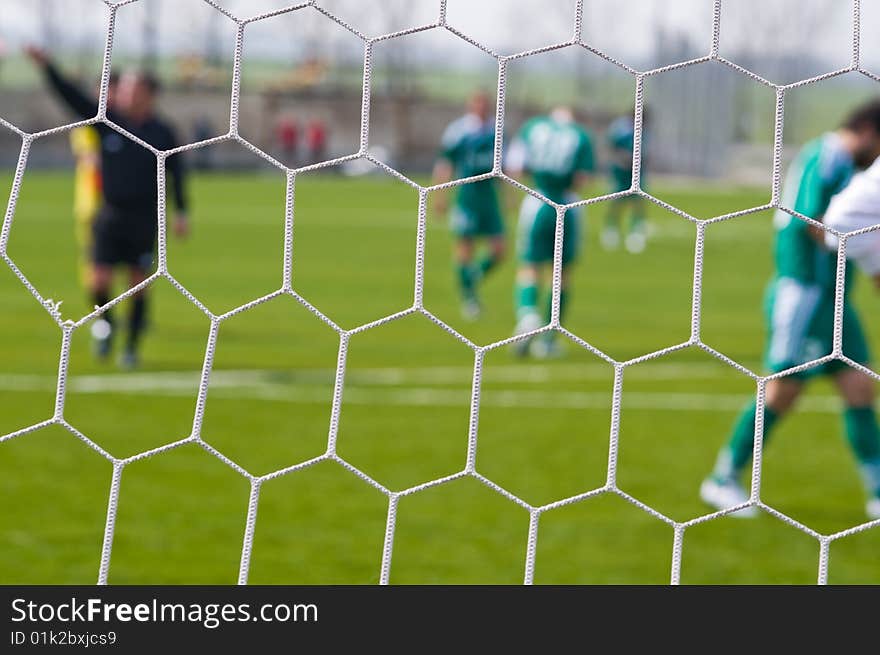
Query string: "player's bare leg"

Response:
xmin=481 ymin=234 xmax=506 ymax=280
xmin=765 ymin=376 xmax=804 ymax=414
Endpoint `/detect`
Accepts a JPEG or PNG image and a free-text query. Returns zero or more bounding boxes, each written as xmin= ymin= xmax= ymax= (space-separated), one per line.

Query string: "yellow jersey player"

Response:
xmin=69 ymin=73 xmax=117 ymax=288
xmin=28 ymin=47 xmax=188 ymax=369
xmin=70 ymin=125 xmax=101 ymax=286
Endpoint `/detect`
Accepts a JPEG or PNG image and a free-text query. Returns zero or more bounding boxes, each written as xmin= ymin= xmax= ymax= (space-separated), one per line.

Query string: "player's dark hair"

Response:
xmin=138 ymin=71 xmax=162 ymax=95
xmin=842 ymin=99 xmax=880 ymax=133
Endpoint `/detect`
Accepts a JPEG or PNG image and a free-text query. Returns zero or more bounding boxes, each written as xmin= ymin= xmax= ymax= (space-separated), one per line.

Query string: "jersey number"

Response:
xmin=528 ymin=125 xmax=579 ymax=174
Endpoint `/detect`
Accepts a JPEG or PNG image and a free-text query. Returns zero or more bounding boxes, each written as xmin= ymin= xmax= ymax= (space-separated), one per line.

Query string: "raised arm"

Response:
xmin=166 ymin=147 xmax=190 ymax=238
xmin=25 ymin=46 xmax=98 ymax=120
xmin=159 ymin=121 xmax=189 ymax=237
xmin=431 ymin=158 xmax=454 ymax=215
xmin=166 ymin=152 xmax=188 ymax=213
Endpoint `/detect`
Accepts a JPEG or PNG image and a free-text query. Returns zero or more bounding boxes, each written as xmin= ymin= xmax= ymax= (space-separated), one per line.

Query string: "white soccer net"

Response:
xmin=1 ymin=0 xmax=878 ymax=586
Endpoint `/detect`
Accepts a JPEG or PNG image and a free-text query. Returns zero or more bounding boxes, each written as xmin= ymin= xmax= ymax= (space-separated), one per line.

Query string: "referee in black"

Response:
xmin=26 ymin=46 xmax=189 ymax=369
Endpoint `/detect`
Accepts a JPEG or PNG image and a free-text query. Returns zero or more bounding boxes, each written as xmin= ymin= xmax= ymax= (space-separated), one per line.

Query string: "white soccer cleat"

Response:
xmin=867 ymin=497 xmax=880 ymax=521
xmin=90 ymin=319 xmax=113 ymax=361
xmin=530 ymin=337 xmax=565 ymax=360
xmin=600 ymin=227 xmax=621 ymax=251
xmin=625 ymin=231 xmax=647 ymax=254
xmin=512 ymin=312 xmax=542 ymax=358
xmin=91 ymin=318 xmax=112 ymax=340
xmin=461 ymin=298 xmax=481 ymax=322
xmin=699 ymin=476 xmax=758 ymax=519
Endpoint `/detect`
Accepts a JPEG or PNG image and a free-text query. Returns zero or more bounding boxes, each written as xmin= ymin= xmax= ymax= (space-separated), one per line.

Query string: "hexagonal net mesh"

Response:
xmin=1 ymin=0 xmax=878 ymax=585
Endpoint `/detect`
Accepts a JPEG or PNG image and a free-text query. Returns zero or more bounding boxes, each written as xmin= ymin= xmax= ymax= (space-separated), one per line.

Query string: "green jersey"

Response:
xmin=773 ymin=133 xmax=855 ymax=290
xmin=764 ymin=134 xmax=868 ymax=377
xmin=607 ymin=116 xmax=636 ymax=164
xmin=438 ymin=113 xmax=497 ymax=211
xmin=607 ymin=115 xmax=645 ymax=191
xmin=510 ymin=114 xmax=595 ymax=202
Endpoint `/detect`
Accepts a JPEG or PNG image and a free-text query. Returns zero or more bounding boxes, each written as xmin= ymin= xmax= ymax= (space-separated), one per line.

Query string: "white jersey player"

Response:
xmin=825 ymin=157 xmax=880 ymax=280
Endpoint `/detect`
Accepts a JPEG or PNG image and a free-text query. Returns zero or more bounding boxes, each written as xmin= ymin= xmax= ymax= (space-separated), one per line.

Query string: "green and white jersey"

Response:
xmin=509 ymin=114 xmax=595 ymax=203
xmin=438 ymin=113 xmax=497 ymax=211
xmin=773 ymin=132 xmax=855 ymax=290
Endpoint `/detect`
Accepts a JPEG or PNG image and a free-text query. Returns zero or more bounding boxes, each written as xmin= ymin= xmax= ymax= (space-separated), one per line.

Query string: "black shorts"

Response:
xmin=92 ymin=204 xmax=157 ymax=270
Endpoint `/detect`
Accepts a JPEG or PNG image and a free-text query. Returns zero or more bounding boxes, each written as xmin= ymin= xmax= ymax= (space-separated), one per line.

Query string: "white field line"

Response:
xmin=201 ymin=385 xmax=841 ymax=413
xmin=0 ymin=363 xmax=844 ymax=413
xmin=326 ymin=215 xmax=758 ymax=242
xmin=0 ymin=361 xmax=734 ymax=392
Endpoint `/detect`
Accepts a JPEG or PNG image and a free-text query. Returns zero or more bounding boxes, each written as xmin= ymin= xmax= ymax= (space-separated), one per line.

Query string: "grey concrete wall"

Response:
xmin=0 ymin=85 xmax=616 ymax=174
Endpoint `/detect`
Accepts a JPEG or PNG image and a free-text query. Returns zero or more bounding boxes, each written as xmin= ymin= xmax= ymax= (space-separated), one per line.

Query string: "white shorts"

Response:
xmin=824 ymin=159 xmax=880 ymax=275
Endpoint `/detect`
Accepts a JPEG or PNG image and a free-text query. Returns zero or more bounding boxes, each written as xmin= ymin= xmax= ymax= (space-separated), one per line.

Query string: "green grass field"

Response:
xmin=2 ymin=168 xmax=880 ymax=585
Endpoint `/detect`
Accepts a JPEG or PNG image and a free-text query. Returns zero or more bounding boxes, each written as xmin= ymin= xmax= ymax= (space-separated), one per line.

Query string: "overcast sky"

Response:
xmin=1 ymin=0 xmax=876 ymax=74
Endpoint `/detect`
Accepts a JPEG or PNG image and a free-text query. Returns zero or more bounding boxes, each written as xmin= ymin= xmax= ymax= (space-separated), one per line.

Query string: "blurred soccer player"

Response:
xmin=701 ymin=100 xmax=880 ymax=520
xmin=506 ymin=106 xmax=595 ymax=358
xmin=602 ymin=108 xmax=648 ymax=254
xmin=432 ymin=91 xmax=505 ymax=320
xmin=26 ymin=47 xmax=189 ymax=369
xmin=306 ymin=119 xmax=327 ymax=164
xmin=275 ymin=114 xmax=299 ymax=165
xmin=825 ymin=134 xmax=880 ymax=283
xmin=70 ymin=73 xmax=118 ymax=288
